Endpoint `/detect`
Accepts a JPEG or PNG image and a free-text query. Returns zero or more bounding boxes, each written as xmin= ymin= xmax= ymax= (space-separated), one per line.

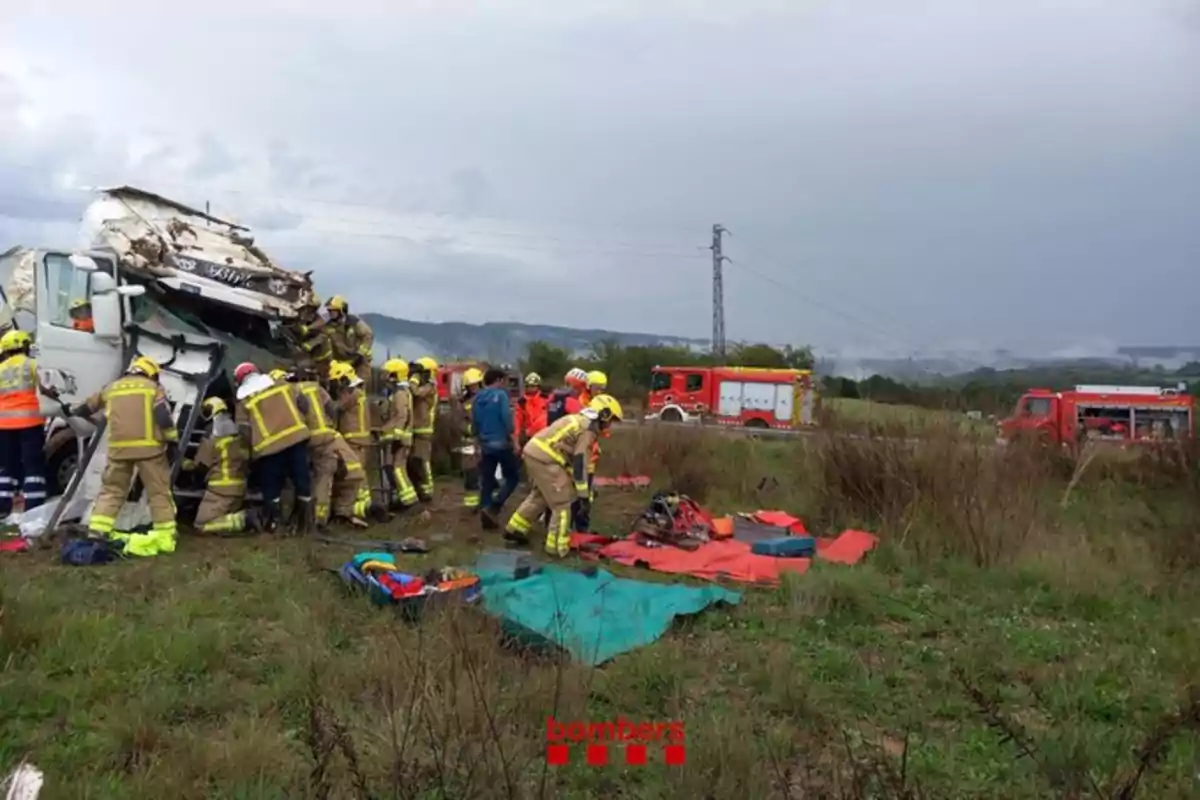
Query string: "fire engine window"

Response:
xmin=685 ymin=373 xmax=704 ymax=392
xmin=1023 ymin=397 xmax=1052 ymax=416
xmin=650 ymin=372 xmax=671 ymax=391
xmin=43 ymin=254 xmax=93 ymax=331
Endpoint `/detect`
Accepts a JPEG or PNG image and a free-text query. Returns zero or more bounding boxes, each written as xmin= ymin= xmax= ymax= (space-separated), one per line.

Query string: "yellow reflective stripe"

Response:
xmin=246 ymin=385 xmax=307 ymax=454
xmin=105 ymin=384 xmax=162 ymax=449
xmin=532 ymin=417 xmax=579 ymax=465
xmin=532 ymin=438 xmax=567 ymax=466
xmin=301 ymin=384 xmax=333 ymax=433
xmin=209 ymin=438 xmax=245 ymax=487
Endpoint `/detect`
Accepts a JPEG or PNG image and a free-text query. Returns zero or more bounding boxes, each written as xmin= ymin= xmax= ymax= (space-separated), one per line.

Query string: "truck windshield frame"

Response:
xmin=1021 ymin=397 xmax=1052 ymax=417
xmin=650 ymin=371 xmax=671 ymax=391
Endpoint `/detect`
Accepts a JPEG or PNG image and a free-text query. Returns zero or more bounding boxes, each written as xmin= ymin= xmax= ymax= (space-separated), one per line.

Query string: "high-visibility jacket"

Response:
xmin=236 ymin=381 xmax=311 ymax=459
xmin=458 ymin=393 xmax=476 ymax=440
xmin=517 ymin=390 xmax=548 ymax=439
xmin=297 ymin=381 xmax=337 ymax=447
xmin=0 ymin=354 xmax=45 ymax=430
xmin=327 ymin=315 xmax=374 ymax=363
xmin=80 ymin=374 xmax=178 ymax=460
xmin=523 ymin=412 xmax=597 ymax=496
xmin=411 ymin=381 xmax=437 ymax=437
xmin=379 ymin=383 xmax=413 ymax=445
xmin=337 ymin=387 xmax=371 ymax=446
xmin=194 ymin=416 xmax=247 ymax=498
xmin=72 ymin=318 xmax=95 ymax=333
xmin=545 ymin=388 xmax=581 ymax=426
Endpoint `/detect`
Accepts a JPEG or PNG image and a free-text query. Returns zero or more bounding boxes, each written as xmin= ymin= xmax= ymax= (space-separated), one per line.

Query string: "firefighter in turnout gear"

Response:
xmin=290 ymin=365 xmax=355 ymax=528
xmin=379 ymin=358 xmax=418 ymax=509
xmin=505 ymin=394 xmax=623 ymax=557
xmin=408 ymin=356 xmax=438 ymax=502
xmin=233 ymin=361 xmax=313 ymax=535
xmin=0 ymin=330 xmax=49 ymax=517
xmin=328 ymin=360 xmax=375 ymax=525
xmin=187 ymin=397 xmax=255 ymax=535
xmin=573 ymin=370 xmax=609 ymax=532
xmin=324 ymin=296 xmax=374 ymax=381
xmin=457 ymin=367 xmax=484 ymax=510
xmin=295 ymin=294 xmax=334 ymax=371
xmin=68 ymin=356 xmax=180 ymax=554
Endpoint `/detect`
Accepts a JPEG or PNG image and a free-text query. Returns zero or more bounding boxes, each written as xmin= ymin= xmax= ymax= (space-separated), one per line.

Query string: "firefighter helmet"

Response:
xmin=588 ymin=394 xmax=623 ymax=422
xmin=524 ymin=372 xmax=542 ymax=387
xmin=463 ymin=367 xmax=484 ymax=387
xmin=326 ymin=296 xmax=348 ymax=313
xmin=416 ymin=356 xmax=439 ymax=373
xmin=130 ymin=356 xmax=162 ymax=379
xmin=586 ymin=370 xmax=608 ymax=389
xmin=233 ymin=362 xmax=258 ymax=384
xmin=0 ymin=329 xmax=32 ymax=353
xmin=201 ymin=397 xmax=228 ymax=418
xmin=383 ymin=358 xmax=409 ymax=380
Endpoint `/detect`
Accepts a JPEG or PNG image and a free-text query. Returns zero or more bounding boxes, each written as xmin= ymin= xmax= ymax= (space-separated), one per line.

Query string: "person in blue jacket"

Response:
xmin=472 ymin=368 xmax=522 ymax=530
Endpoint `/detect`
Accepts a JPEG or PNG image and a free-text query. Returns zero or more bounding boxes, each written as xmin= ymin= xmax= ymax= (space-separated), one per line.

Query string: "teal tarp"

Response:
xmin=475 ymin=564 xmax=741 ymax=666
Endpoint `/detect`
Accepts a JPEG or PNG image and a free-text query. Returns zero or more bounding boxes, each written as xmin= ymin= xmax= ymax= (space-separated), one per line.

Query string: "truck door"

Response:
xmin=34 ymin=251 xmax=123 ymax=412
xmin=742 ymin=382 xmax=775 ymax=417
xmin=773 ymin=381 xmax=793 ymax=423
xmin=717 ymin=380 xmax=743 ymax=416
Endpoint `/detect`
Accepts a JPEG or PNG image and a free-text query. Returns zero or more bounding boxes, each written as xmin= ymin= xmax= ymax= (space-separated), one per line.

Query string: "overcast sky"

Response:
xmin=2 ymin=0 xmax=1198 ymax=355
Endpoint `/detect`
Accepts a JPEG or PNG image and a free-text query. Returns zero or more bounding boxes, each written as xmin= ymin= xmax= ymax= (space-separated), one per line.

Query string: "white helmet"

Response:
xmin=566 ymin=367 xmax=588 ymax=384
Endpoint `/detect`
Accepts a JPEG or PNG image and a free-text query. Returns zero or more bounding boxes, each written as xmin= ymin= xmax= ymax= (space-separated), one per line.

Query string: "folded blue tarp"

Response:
xmin=475 ymin=563 xmax=741 ymax=666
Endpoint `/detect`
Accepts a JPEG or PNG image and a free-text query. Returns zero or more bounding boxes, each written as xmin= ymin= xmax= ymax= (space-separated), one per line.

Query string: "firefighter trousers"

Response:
xmin=388 ymin=442 xmax=418 ymax=507
xmin=89 ymin=453 xmax=177 ymax=547
xmin=410 ymin=434 xmax=434 ymax=500
xmin=195 ymin=490 xmax=246 ymax=534
xmin=256 ymin=443 xmax=312 ymax=524
xmin=506 ymin=457 xmax=574 ymax=558
xmin=310 ymin=438 xmax=340 ymax=525
xmin=0 ymin=425 xmax=47 ymax=516
xmin=571 ymin=473 xmax=596 ymax=532
xmin=461 ymin=444 xmax=480 ymax=509
xmin=332 ymin=437 xmax=370 ymax=520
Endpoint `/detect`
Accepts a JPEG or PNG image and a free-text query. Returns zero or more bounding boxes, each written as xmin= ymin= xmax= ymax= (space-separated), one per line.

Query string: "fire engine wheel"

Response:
xmin=660 ymin=408 xmax=684 ymax=423
xmin=743 ymin=418 xmax=770 ymax=429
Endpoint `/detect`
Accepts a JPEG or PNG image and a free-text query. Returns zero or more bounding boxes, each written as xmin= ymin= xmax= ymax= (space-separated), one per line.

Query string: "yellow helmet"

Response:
xmin=326 ymin=295 xmax=348 ymax=313
xmin=416 ymin=356 xmax=439 ymax=373
xmin=129 ymin=355 xmax=161 ymax=379
xmin=268 ymin=368 xmax=289 ymax=382
xmin=588 ymin=394 xmax=623 ymax=422
xmin=383 ymin=358 xmax=409 ymax=380
xmin=0 ymin=329 xmax=32 ymax=353
xmin=70 ymin=298 xmax=91 ymax=311
xmin=328 ymin=361 xmax=354 ymax=382
xmin=202 ymin=397 xmax=228 ymax=418
xmin=524 ymin=372 xmax=542 ymax=387
xmin=463 ymin=367 xmax=484 ymax=387
xmin=586 ymin=370 xmax=608 ymax=389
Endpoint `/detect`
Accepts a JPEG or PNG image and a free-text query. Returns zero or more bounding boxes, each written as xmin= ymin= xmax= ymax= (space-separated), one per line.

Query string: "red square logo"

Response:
xmin=625 ymin=744 xmax=647 ymax=766
xmin=586 ymin=744 xmax=609 ymax=766
xmin=664 ymin=744 xmax=686 ymax=766
xmin=546 ymin=745 xmax=569 ymax=766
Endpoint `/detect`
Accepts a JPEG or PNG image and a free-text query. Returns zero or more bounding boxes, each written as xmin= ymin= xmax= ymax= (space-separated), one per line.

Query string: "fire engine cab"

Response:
xmin=646 ymin=365 xmax=818 ymax=429
xmin=999 ymin=384 xmax=1195 ymax=445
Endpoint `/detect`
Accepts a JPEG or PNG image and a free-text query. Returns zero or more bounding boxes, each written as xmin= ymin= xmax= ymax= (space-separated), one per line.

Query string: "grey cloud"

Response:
xmin=187 ymin=132 xmax=243 ymax=181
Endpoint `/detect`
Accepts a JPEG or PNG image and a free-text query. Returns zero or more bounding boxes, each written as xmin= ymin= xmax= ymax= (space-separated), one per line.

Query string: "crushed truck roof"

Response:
xmin=79 ymin=185 xmax=315 ymax=320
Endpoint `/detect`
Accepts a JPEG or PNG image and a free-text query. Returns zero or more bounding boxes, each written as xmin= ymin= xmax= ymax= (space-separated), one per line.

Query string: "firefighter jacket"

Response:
xmin=457 ymin=392 xmax=477 ymax=440
xmin=327 ymin=315 xmax=374 ymax=364
xmin=379 ymin=382 xmax=413 ymax=445
xmin=545 ymin=388 xmax=582 ymax=426
xmin=297 ymin=380 xmax=338 ymax=447
xmin=411 ymin=379 xmax=437 ymax=437
xmin=194 ymin=415 xmax=247 ymax=498
xmin=235 ymin=375 xmax=311 ymax=460
xmin=523 ymin=412 xmax=598 ymax=496
xmin=336 ymin=386 xmax=371 ymax=446
xmin=80 ymin=374 xmax=178 ymax=461
xmin=0 ymin=354 xmax=45 ymax=430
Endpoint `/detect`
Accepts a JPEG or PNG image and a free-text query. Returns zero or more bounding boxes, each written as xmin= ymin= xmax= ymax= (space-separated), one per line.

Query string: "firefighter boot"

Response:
xmin=263 ymin=499 xmax=282 ymax=534
xmin=295 ymin=498 xmax=315 ymax=537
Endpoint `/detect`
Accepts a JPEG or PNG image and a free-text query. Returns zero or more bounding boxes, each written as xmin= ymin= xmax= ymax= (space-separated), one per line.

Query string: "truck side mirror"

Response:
xmin=88 ymin=272 xmax=140 ymax=340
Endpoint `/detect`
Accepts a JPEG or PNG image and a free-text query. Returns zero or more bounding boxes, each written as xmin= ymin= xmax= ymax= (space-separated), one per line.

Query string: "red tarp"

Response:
xmin=589 ymin=529 xmax=878 ymax=587
xmin=751 ymin=510 xmax=808 ymax=535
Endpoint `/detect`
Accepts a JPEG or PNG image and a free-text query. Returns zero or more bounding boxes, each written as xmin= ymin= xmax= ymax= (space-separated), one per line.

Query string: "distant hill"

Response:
xmin=361 ymin=314 xmax=707 ymax=363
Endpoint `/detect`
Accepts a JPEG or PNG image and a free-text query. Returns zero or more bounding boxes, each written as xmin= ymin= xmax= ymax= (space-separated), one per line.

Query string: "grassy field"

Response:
xmin=2 ymin=424 xmax=1198 ymax=799
xmin=822 ymin=397 xmax=995 ymax=436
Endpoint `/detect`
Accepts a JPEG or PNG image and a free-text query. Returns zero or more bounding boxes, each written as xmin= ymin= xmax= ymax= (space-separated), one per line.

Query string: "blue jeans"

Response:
xmin=478 ymin=443 xmax=521 ymax=513
xmin=0 ymin=426 xmax=47 ymax=515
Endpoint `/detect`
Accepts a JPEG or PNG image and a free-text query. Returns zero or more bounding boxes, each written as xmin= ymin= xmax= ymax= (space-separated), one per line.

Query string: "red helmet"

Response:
xmin=233 ymin=362 xmax=258 ymax=384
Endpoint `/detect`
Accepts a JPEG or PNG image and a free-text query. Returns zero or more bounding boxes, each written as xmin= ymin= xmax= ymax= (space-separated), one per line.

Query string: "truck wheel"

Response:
xmin=744 ymin=418 xmax=769 ymax=429
xmin=661 ymin=408 xmax=683 ymax=423
xmin=47 ymin=444 xmax=80 ymax=497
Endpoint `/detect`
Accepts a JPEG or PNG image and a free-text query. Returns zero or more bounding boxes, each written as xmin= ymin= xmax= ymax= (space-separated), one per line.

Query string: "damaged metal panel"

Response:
xmin=78 ymin=185 xmax=315 ymax=320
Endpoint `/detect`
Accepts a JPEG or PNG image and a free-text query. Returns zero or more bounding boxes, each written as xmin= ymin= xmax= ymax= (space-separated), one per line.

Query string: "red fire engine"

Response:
xmin=999 ymin=384 xmax=1195 ymax=445
xmin=646 ymin=366 xmax=818 ymax=429
xmin=435 ymin=362 xmax=522 ymax=404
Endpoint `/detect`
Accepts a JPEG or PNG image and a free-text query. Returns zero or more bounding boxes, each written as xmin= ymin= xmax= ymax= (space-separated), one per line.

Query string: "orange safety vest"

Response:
xmin=0 ymin=354 xmax=45 ymax=430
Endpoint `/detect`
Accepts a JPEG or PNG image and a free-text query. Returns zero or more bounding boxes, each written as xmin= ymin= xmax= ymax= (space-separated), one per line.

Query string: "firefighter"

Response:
xmin=295 ymin=294 xmax=334 ymax=371
xmin=379 ymin=358 xmax=418 ymax=510
xmin=0 ymin=330 xmax=49 ymax=517
xmin=69 ymin=300 xmax=94 ymax=333
xmin=505 ymin=394 xmax=623 ymax=557
xmin=409 ymin=356 xmax=439 ymax=502
xmin=187 ymin=397 xmax=255 ymax=535
xmin=574 ymin=370 xmax=609 ymax=532
xmin=515 ymin=372 xmax=549 ymax=447
xmin=233 ymin=361 xmax=313 ymax=534
xmin=68 ymin=356 xmax=179 ymax=553
xmin=545 ymin=368 xmax=587 ymax=426
xmin=324 ymin=296 xmax=374 ymax=381
xmin=457 ymin=367 xmax=484 ymax=511
xmin=287 ymin=366 xmax=343 ymax=527
xmin=328 ymin=360 xmax=375 ymax=519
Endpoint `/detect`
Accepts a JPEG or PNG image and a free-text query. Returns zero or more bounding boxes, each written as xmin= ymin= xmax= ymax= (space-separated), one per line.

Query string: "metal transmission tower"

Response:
xmin=710 ymin=224 xmax=729 ymax=362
